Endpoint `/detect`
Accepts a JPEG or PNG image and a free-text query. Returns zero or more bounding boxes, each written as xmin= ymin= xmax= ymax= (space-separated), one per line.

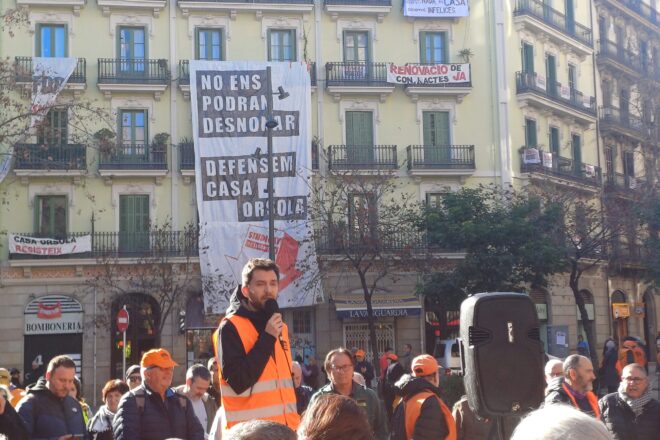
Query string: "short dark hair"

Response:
xmin=324 ymin=348 xmax=355 ymax=373
xmin=226 ymin=420 xmax=296 ymax=440
xmin=298 ymin=394 xmax=374 ymax=440
xmin=47 ymin=355 xmax=76 ymax=374
xmin=102 ymin=379 xmax=129 ymax=402
xmin=186 ymin=364 xmax=212 ymax=382
xmin=563 ymin=354 xmax=585 ymax=378
xmin=241 ymin=258 xmax=280 ymax=286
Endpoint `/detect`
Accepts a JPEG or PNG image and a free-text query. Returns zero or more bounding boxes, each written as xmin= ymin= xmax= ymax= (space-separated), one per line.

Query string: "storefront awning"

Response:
xmin=332 ymin=292 xmax=421 ymax=319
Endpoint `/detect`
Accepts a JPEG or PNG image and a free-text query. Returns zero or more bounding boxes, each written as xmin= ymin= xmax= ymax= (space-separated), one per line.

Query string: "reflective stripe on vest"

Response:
xmin=561 ymin=383 xmax=601 ymax=419
xmin=218 ymin=314 xmax=300 ymax=430
xmin=403 ymin=391 xmax=457 ymax=440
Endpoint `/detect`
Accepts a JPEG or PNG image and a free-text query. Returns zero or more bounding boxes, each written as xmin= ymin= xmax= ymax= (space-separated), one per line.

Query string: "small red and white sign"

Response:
xmin=37 ymin=302 xmax=62 ymax=319
xmin=117 ymin=308 xmax=129 ymax=333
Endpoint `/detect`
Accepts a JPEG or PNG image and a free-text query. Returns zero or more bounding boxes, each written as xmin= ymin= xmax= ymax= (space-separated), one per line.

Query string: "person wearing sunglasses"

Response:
xmin=124 ymin=365 xmax=142 ymax=391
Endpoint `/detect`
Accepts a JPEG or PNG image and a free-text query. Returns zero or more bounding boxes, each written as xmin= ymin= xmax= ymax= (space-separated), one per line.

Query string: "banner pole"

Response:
xmin=266 ymin=66 xmax=276 ymax=260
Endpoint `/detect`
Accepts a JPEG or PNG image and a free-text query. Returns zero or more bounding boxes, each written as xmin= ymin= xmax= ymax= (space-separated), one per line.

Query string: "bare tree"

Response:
xmin=309 ymin=170 xmax=429 ymax=375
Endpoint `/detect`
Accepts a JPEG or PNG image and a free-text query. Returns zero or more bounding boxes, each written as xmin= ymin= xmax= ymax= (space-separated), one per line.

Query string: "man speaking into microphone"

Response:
xmin=215 ymin=258 xmax=300 ymax=432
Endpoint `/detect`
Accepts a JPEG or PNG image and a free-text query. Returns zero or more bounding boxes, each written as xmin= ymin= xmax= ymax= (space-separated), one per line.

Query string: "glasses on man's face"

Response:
xmin=622 ymin=376 xmax=645 ymax=383
xmin=128 ymin=375 xmax=142 ymax=383
xmin=331 ymin=364 xmax=353 ymax=373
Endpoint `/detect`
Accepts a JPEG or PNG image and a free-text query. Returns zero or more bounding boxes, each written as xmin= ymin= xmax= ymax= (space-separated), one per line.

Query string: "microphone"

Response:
xmin=264 ymin=298 xmax=280 ymax=318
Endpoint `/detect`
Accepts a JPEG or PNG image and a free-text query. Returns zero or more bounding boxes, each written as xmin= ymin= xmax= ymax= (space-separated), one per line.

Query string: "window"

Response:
xmin=420 ymin=32 xmax=448 ymax=64
xmin=640 ymin=40 xmax=648 ymax=72
xmin=525 ymin=118 xmax=537 ymax=147
xmin=119 ymin=194 xmax=150 ymax=252
xmin=546 ymin=54 xmax=557 ymax=95
xmin=423 ymin=111 xmax=451 ymax=164
xmin=268 ymin=29 xmax=296 ymax=62
xmin=426 ymin=193 xmax=445 ymax=209
xmin=549 ymin=127 xmax=560 ymax=155
xmin=348 ymin=192 xmax=377 ymax=239
xmin=196 ymin=28 xmax=223 ymax=61
xmin=571 ymin=134 xmax=582 ymax=171
xmin=119 ymin=27 xmax=146 ymax=73
xmin=38 ymin=24 xmax=67 ymax=57
xmin=35 ymin=195 xmax=67 ymax=237
xmin=293 ymin=310 xmax=312 ymax=334
xmin=568 ymin=64 xmax=577 ymax=92
xmin=120 ymin=110 xmax=147 ymax=147
xmin=344 ymin=322 xmax=395 ymax=363
xmin=343 ymin=31 xmax=369 ymax=62
xmin=565 ymin=0 xmax=575 ymax=34
xmin=345 ymin=111 xmax=373 ymax=164
xmin=522 ymin=43 xmax=534 ymax=74
xmin=605 ymin=147 xmax=614 ymax=183
xmin=623 ymin=151 xmax=635 ymax=178
xmin=37 ymin=109 xmax=68 ymax=145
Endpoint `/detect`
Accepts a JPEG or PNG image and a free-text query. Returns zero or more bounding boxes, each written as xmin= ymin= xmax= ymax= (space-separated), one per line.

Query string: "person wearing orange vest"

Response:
xmin=545 ymin=354 xmax=600 ymax=418
xmin=390 ymin=354 xmax=457 ymax=440
xmin=615 ymin=336 xmax=647 ymax=376
xmin=215 ymin=258 xmax=299 ymax=432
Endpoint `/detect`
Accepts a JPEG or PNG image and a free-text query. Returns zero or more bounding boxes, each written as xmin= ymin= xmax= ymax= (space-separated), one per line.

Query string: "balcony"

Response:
xmin=597 ymin=40 xmax=647 ymax=79
xmin=406 ymin=145 xmax=475 ymax=178
xmin=8 ymin=230 xmax=198 ymax=262
xmin=605 ymin=172 xmax=648 ymax=196
xmin=521 ymin=149 xmax=601 ymax=190
xmin=609 ymin=241 xmax=647 ymax=270
xmin=596 ymin=0 xmax=658 ymax=32
xmin=324 ymin=0 xmax=392 ymax=22
xmin=178 ymin=0 xmax=314 ymax=18
xmin=599 ymin=106 xmax=648 ymax=142
xmin=97 ymin=0 xmax=167 ymax=17
xmin=15 ymin=57 xmax=87 ymax=95
xmin=325 ymin=62 xmax=394 ymax=101
xmin=179 ymin=142 xmax=195 ymax=183
xmin=13 ymin=144 xmax=86 ymax=178
xmin=16 ymin=0 xmax=85 ymax=15
xmin=97 ymin=58 xmax=169 ymax=100
xmin=402 ymin=63 xmax=472 ymax=102
xmin=513 ymin=0 xmax=593 ymax=58
xmin=516 ymin=71 xmax=596 ymax=126
xmin=327 ymin=145 xmax=398 ymax=171
xmin=98 ymin=144 xmax=168 ymax=181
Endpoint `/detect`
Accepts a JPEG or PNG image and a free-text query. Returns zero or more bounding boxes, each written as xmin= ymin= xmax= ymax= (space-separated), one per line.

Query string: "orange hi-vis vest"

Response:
xmin=403 ymin=391 xmax=457 ymax=440
xmin=561 ymin=383 xmax=600 ymax=419
xmin=218 ymin=314 xmax=300 ymax=430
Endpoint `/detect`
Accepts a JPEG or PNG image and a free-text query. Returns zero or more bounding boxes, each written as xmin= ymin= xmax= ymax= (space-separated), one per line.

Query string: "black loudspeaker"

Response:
xmin=459 ymin=292 xmax=545 ymax=417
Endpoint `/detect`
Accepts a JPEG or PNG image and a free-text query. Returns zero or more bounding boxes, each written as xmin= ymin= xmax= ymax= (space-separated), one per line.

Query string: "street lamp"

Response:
xmin=265 ymin=66 xmax=289 ymax=260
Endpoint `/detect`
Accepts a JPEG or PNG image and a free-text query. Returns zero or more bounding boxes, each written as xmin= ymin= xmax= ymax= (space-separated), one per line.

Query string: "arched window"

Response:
xmin=111 ymin=293 xmax=160 ymax=379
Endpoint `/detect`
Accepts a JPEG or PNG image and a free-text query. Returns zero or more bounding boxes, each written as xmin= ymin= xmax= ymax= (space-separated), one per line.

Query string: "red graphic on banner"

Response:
xmin=37 ymin=302 xmax=62 ymax=319
xmin=276 ymin=232 xmax=302 ymax=290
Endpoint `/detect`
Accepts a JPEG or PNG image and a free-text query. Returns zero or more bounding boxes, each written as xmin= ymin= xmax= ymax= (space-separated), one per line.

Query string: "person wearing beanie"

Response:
xmin=390 ymin=354 xmax=456 ymax=440
xmin=125 ymin=365 xmax=142 ymax=391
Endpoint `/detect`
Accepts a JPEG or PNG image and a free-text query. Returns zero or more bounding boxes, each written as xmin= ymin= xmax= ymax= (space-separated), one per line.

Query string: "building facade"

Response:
xmin=0 ymin=0 xmax=657 ymax=402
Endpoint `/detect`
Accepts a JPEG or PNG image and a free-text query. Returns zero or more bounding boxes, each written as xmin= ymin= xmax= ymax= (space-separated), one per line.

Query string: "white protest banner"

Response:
xmin=523 ymin=148 xmax=540 ymax=164
xmin=0 ymin=57 xmax=77 ymax=186
xmin=9 ymin=234 xmax=91 ymax=255
xmin=542 ymin=152 xmax=554 ymax=169
xmin=535 ymin=74 xmax=547 ymax=91
xmin=404 ymin=0 xmax=469 ymax=18
xmin=387 ymin=63 xmax=470 ymax=85
xmin=189 ymin=61 xmax=322 ymax=313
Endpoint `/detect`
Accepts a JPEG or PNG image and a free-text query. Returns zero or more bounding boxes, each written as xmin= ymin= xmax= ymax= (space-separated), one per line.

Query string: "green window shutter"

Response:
xmin=420 ymin=32 xmax=427 ymax=63
xmin=549 ymin=127 xmax=560 ymax=155
xmin=35 ymin=195 xmax=67 ymax=237
xmin=120 ymin=195 xmax=150 ymax=252
xmin=423 ymin=112 xmax=450 ymax=146
xmin=572 ymin=134 xmax=582 ymax=169
xmin=346 ymin=111 xmax=373 ymax=146
xmin=526 ymin=119 xmax=537 ymax=147
xmin=522 ymin=43 xmax=534 ymax=74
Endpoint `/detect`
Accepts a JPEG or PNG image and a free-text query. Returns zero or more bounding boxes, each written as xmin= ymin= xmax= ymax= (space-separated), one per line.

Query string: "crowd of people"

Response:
xmin=1 ymin=257 xmax=659 ymax=440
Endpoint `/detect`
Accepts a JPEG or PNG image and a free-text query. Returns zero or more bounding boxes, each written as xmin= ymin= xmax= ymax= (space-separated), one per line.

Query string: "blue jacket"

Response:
xmin=16 ymin=380 xmax=87 ymax=440
xmin=112 ymin=383 xmax=205 ymax=440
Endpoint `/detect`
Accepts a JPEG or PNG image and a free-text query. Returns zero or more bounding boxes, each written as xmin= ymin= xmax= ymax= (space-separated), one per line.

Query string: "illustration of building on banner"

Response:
xmin=189 ymin=61 xmax=322 ymax=313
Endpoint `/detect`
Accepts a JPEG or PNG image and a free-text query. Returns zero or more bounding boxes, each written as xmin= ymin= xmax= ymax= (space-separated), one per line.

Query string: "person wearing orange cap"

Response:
xmin=390 ymin=354 xmax=456 ymax=440
xmin=383 ymin=352 xmax=405 ymax=424
xmin=354 ymin=349 xmax=375 ymax=388
xmin=112 ymin=348 xmax=204 ymax=440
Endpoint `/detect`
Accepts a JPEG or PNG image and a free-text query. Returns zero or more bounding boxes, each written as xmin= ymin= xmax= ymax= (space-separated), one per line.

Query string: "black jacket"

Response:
xmin=0 ymin=398 xmax=29 ymax=440
xmin=544 ymin=377 xmax=597 ymax=416
xmin=355 ymin=360 xmax=375 ymax=387
xmin=390 ymin=374 xmax=450 ymax=440
xmin=16 ymin=379 xmax=88 ymax=440
xmin=218 ymin=285 xmax=279 ymax=394
xmin=601 ymin=347 xmax=620 ymax=387
xmin=599 ymin=393 xmax=660 ymax=440
xmin=112 ymin=384 xmax=205 ymax=440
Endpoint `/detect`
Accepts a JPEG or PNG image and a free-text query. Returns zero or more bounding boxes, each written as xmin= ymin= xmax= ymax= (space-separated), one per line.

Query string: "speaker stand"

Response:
xmin=486 ymin=416 xmax=507 ymax=440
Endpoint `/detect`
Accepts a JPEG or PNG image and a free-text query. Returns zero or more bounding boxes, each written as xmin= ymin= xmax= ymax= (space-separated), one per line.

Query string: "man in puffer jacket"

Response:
xmin=599 ymin=363 xmax=660 ymax=440
xmin=16 ymin=355 xmax=88 ymax=439
xmin=390 ymin=355 xmax=456 ymax=440
xmin=112 ymin=348 xmax=204 ymax=440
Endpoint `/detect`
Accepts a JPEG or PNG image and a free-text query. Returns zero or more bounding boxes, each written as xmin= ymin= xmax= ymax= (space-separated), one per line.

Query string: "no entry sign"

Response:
xmin=117 ymin=308 xmax=129 ymax=333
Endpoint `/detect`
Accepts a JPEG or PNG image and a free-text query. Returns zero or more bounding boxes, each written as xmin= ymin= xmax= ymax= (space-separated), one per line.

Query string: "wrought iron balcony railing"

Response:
xmin=597 ymin=39 xmax=644 ymax=73
xmin=327 ymin=145 xmax=398 ymax=170
xmin=605 ymin=172 xmax=647 ymax=193
xmin=15 ymin=57 xmax=86 ymax=83
xmin=325 ymin=62 xmax=389 ymax=87
xmin=99 ymin=144 xmax=167 ymax=170
xmin=612 ymin=0 xmax=658 ymax=25
xmin=516 ymin=71 xmax=596 ymax=116
xmin=599 ymin=106 xmax=647 ymax=136
xmin=14 ymin=143 xmax=86 ymax=171
xmin=98 ymin=58 xmax=169 ymax=84
xmin=179 ymin=142 xmax=195 ymax=170
xmin=8 ymin=230 xmax=199 ymax=260
xmin=520 ymin=149 xmax=602 ymax=187
xmin=513 ymin=0 xmax=593 ymax=46
xmin=179 ymin=59 xmax=315 ymax=86
xmin=324 ymin=0 xmax=391 ymax=5
xmin=407 ymin=145 xmax=475 ymax=170
xmin=315 ymin=228 xmax=429 ymax=255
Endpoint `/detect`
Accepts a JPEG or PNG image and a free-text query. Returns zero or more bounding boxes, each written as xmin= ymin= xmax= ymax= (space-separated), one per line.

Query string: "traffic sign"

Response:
xmin=117 ymin=308 xmax=129 ymax=333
